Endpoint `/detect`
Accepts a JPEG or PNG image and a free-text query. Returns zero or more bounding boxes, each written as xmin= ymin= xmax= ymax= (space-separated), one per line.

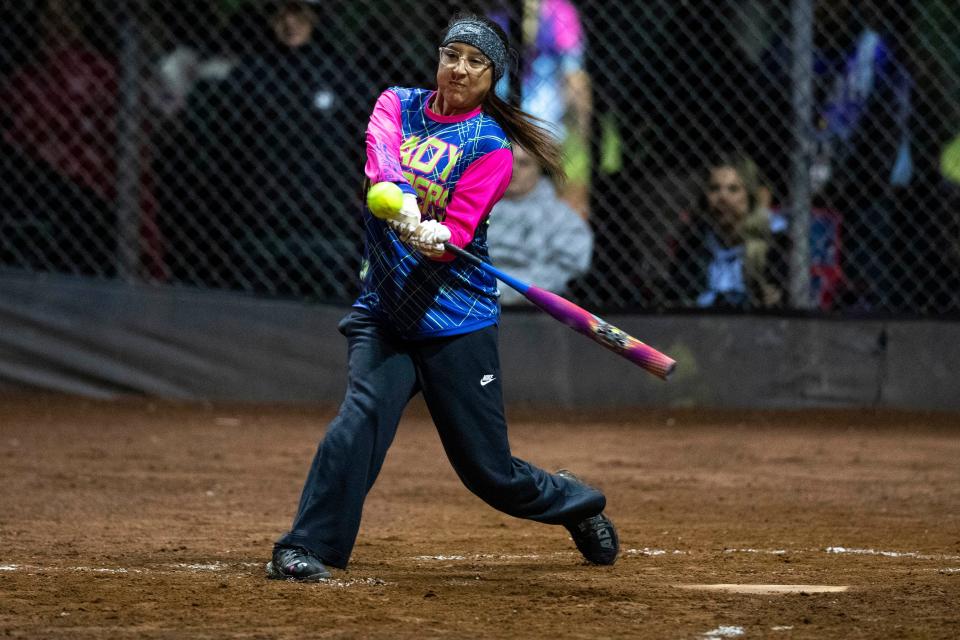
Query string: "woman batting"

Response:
xmin=267 ymin=13 xmax=618 ymax=581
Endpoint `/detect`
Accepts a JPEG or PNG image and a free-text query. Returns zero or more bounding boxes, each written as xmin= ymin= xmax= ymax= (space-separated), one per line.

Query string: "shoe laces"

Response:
xmin=575 ymin=514 xmax=609 ymax=537
xmin=276 ymin=546 xmax=312 ymax=565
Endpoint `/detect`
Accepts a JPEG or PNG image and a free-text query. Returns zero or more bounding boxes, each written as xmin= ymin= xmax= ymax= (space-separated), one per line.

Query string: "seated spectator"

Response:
xmin=672 ymin=153 xmax=783 ymax=310
xmin=486 ymin=146 xmax=593 ymax=306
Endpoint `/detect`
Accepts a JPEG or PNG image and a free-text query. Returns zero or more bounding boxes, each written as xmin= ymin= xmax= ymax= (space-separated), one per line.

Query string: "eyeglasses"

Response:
xmin=438 ymin=46 xmax=491 ymax=75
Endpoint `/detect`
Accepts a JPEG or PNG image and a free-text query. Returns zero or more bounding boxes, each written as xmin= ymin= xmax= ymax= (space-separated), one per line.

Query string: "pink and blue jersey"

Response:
xmin=354 ymin=87 xmax=513 ymax=339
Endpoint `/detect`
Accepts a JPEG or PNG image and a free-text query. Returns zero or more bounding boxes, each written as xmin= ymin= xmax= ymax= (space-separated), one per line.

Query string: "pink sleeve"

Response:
xmin=364 ymin=90 xmax=415 ymax=194
xmin=437 ymin=147 xmax=513 ymax=260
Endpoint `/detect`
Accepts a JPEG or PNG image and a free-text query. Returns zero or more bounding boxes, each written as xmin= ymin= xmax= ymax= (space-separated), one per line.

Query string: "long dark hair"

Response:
xmin=444 ymin=13 xmax=565 ymax=182
xmin=696 ymin=151 xmax=762 ymax=215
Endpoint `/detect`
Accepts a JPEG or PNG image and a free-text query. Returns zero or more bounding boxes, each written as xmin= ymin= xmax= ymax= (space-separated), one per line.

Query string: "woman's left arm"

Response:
xmin=440 ymin=147 xmax=514 ymax=251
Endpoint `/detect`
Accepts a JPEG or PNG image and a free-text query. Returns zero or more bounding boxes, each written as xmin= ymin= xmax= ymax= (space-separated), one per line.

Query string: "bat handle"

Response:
xmin=443 ymin=242 xmax=475 ymax=263
xmin=443 ymin=243 xmax=529 ymax=294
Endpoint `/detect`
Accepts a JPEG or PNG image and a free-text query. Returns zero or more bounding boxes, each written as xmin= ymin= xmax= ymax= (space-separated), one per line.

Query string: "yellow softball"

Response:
xmin=366 ymin=182 xmax=404 ymax=220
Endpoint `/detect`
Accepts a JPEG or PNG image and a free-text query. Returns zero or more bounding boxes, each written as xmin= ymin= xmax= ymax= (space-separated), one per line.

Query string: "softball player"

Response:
xmin=267 ymin=13 xmax=619 ymax=581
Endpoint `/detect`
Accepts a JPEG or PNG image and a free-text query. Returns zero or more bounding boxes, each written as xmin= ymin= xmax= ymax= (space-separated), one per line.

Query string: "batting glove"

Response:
xmin=387 ymin=193 xmax=421 ymax=240
xmin=407 ymin=219 xmax=451 ymax=258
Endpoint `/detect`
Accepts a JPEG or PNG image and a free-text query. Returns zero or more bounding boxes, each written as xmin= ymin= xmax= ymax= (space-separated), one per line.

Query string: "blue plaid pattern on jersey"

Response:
xmin=355 ymin=87 xmax=511 ymax=339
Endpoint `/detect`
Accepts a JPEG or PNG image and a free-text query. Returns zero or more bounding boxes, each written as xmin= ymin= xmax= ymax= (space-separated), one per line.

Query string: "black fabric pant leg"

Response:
xmin=414 ymin=324 xmax=605 ymax=525
xmin=277 ymin=311 xmax=417 ymax=568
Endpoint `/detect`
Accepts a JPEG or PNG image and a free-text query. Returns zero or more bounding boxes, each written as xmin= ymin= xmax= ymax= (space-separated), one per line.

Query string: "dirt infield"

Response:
xmin=1 ymin=396 xmax=958 ymax=639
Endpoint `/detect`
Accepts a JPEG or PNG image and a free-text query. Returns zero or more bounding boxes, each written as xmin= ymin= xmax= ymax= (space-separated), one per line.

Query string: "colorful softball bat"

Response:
xmin=444 ymin=243 xmax=677 ymax=380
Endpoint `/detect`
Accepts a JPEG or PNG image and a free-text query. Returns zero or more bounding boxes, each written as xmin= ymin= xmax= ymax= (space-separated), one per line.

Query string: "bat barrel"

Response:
xmin=524 ymin=285 xmax=677 ymax=381
xmin=623 ymin=346 xmax=677 ymax=381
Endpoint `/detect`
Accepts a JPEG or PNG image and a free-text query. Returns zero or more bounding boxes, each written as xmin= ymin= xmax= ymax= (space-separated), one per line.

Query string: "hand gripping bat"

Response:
xmin=444 ymin=243 xmax=677 ymax=380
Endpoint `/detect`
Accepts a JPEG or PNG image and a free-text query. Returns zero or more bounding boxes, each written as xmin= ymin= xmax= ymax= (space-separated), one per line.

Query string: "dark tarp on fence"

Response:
xmin=1 ymin=273 xmax=957 ymax=410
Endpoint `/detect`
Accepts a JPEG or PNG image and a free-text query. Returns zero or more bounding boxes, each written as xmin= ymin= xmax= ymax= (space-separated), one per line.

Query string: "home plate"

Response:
xmin=676 ymin=584 xmax=849 ymax=594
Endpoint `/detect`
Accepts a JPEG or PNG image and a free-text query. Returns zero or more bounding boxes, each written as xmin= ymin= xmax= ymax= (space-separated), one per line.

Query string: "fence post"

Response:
xmin=788 ymin=0 xmax=814 ymax=309
xmin=115 ymin=2 xmax=143 ymax=283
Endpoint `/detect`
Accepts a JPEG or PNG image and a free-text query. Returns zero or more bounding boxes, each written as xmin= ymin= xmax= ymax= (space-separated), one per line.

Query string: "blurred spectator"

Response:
xmin=888 ymin=0 xmax=960 ymax=314
xmin=487 ymin=146 xmax=593 ymax=305
xmin=490 ymin=0 xmax=592 ymax=218
xmin=0 ymin=1 xmax=160 ymax=278
xmin=153 ymin=2 xmax=267 ymax=286
xmin=934 ymin=133 xmax=960 ymax=313
xmin=158 ymin=0 xmax=374 ymax=298
xmin=672 ymin=153 xmax=783 ymax=310
xmin=942 ymin=134 xmax=960 ymax=187
xmin=149 ymin=1 xmax=241 ymax=119
xmin=759 ymin=1 xmax=913 ymax=310
xmin=579 ymin=0 xmax=766 ymax=307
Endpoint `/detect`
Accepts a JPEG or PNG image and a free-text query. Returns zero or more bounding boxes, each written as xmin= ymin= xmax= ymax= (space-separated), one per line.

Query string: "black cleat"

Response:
xmin=266 ymin=545 xmax=332 ymax=581
xmin=557 ymin=469 xmax=620 ymax=566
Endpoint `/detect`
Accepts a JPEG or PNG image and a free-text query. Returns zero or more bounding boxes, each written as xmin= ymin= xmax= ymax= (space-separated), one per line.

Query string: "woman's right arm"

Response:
xmin=364 ymin=90 xmax=416 ymax=197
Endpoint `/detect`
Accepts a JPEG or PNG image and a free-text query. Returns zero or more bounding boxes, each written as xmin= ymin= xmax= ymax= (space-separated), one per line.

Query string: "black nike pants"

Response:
xmin=276 ymin=310 xmax=606 ymax=568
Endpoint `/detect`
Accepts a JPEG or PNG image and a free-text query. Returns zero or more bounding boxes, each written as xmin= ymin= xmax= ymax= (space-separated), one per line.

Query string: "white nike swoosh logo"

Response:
xmin=480 ymin=375 xmax=496 ymax=386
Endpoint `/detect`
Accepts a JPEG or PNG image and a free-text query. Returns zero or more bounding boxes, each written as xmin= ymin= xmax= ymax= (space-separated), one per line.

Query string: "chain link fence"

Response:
xmin=1 ymin=0 xmax=958 ymax=313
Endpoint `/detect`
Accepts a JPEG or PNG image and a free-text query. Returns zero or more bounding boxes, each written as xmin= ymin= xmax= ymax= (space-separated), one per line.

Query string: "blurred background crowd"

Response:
xmin=0 ymin=0 xmax=958 ymax=315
